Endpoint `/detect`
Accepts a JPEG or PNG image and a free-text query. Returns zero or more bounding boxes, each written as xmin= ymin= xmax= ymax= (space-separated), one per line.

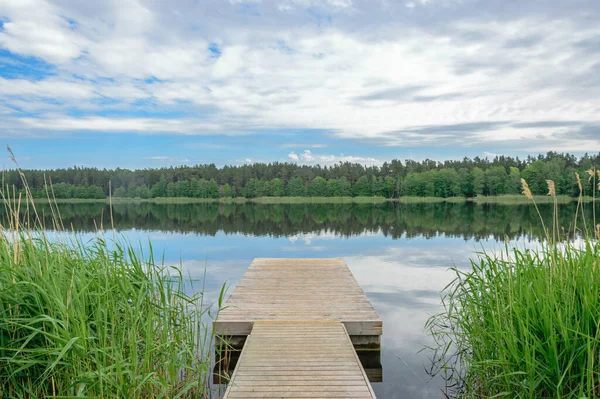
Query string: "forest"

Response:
xmin=4 ymin=152 xmax=600 ymax=200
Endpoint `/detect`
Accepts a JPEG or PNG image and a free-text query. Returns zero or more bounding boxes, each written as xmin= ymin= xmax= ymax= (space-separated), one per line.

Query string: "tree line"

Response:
xmin=4 ymin=152 xmax=600 ymax=199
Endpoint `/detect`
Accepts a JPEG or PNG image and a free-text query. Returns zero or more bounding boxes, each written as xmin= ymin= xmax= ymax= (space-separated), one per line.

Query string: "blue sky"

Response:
xmin=0 ymin=0 xmax=599 ymax=169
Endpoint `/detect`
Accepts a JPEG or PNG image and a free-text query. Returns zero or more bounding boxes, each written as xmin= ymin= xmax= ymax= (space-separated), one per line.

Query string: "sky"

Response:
xmin=0 ymin=0 xmax=599 ymax=170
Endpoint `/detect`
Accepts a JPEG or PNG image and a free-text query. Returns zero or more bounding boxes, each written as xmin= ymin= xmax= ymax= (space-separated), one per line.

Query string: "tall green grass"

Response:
xmin=427 ymin=175 xmax=600 ymax=398
xmin=0 ymin=157 xmax=226 ymax=398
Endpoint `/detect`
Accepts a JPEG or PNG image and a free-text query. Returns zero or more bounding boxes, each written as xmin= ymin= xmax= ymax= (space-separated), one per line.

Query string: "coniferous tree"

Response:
xmin=3 ymin=152 xmax=598 ymax=199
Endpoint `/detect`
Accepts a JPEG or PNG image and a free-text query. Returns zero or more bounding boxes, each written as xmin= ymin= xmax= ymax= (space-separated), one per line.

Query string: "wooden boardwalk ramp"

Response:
xmin=216 ymin=258 xmax=381 ymax=399
xmin=222 ymin=322 xmax=376 ymax=398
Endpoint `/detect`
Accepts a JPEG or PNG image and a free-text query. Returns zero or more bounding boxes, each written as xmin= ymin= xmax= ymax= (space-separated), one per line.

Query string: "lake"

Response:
xmin=22 ymin=201 xmax=597 ymax=398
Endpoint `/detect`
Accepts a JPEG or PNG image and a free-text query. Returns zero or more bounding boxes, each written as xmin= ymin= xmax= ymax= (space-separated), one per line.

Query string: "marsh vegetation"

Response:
xmin=0 ymin=179 xmax=225 ymax=398
xmin=428 ymin=174 xmax=600 ymax=398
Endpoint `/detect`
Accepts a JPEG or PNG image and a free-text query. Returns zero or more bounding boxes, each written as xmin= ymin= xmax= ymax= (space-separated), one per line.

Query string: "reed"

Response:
xmin=427 ymin=176 xmax=600 ymax=398
xmin=0 ymin=153 xmax=226 ymax=398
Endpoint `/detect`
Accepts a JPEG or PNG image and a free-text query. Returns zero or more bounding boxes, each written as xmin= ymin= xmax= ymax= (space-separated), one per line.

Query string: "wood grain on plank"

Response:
xmin=217 ymin=258 xmax=379 ymax=398
xmin=214 ymin=258 xmax=381 ymax=334
xmin=222 ymin=322 xmax=376 ymax=399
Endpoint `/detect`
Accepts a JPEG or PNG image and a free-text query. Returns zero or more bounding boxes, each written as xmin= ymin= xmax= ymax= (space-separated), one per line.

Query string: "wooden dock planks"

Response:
xmin=216 ymin=258 xmax=381 ymax=398
xmin=222 ymin=322 xmax=376 ymax=399
xmin=214 ymin=258 xmax=382 ymax=336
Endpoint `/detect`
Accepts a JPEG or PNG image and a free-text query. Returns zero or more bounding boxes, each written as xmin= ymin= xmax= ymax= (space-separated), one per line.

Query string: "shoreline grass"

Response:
xmin=0 ymin=157 xmax=227 ymax=398
xmin=427 ymin=176 xmax=600 ymax=398
xmin=0 ymin=231 xmax=225 ymax=398
xmin=428 ymin=240 xmax=600 ymax=398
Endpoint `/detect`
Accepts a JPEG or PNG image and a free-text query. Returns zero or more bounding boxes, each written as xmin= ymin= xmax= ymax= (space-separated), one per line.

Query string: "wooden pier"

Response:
xmin=215 ymin=258 xmax=381 ymax=399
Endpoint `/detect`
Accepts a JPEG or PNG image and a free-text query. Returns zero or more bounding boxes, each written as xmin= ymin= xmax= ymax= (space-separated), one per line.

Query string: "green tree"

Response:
xmin=353 ymin=176 xmax=371 ymax=196
xmin=265 ymin=178 xmax=284 ymax=197
xmin=521 ymin=160 xmax=547 ymax=195
xmin=327 ymin=178 xmax=341 ymax=197
xmin=175 ymin=180 xmax=191 ymax=197
xmin=472 ymin=167 xmax=485 ymax=196
xmin=505 ymin=167 xmax=521 ymax=194
xmin=371 ymin=176 xmax=386 ymax=197
xmin=73 ymin=185 xmax=88 ymax=199
xmin=135 ymin=186 xmax=150 ymax=199
xmin=402 ymin=173 xmax=419 ymax=196
xmin=286 ymin=177 xmax=305 ymax=196
xmin=5 ymin=152 xmax=599 ymax=200
xmin=308 ymin=177 xmax=328 ymax=197
xmin=254 ymin=179 xmax=266 ymax=197
xmin=244 ymin=178 xmax=258 ymax=198
xmin=546 ymin=158 xmax=567 ymax=194
xmin=87 ymin=185 xmax=105 ymax=199
xmin=458 ymin=168 xmax=472 ymax=197
xmin=384 ymin=176 xmax=397 ymax=198
xmin=338 ymin=177 xmax=352 ymax=196
xmin=126 ymin=184 xmax=137 ymax=198
xmin=113 ymin=187 xmax=127 ymax=197
xmin=422 ymin=171 xmax=436 ymax=197
xmin=151 ymin=178 xmax=168 ymax=198
xmin=271 ymin=179 xmax=285 ymax=197
xmin=191 ymin=179 xmax=203 ymax=198
xmin=51 ymin=182 xmax=74 ymax=199
xmin=435 ymin=169 xmax=461 ymax=198
xmin=166 ymin=182 xmax=176 ymax=197
xmin=220 ymin=183 xmax=233 ymax=198
xmin=206 ymin=179 xmax=219 ymax=199
xmin=485 ymin=166 xmax=507 ymax=195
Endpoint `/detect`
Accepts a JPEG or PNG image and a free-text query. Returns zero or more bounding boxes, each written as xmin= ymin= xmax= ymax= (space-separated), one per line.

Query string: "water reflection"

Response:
xmin=10 ymin=202 xmax=597 ymax=399
xmin=9 ymin=201 xmax=593 ymax=240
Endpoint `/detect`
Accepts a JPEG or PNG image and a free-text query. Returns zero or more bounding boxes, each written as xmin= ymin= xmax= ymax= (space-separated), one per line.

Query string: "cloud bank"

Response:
xmin=0 ymin=0 xmax=599 ymax=158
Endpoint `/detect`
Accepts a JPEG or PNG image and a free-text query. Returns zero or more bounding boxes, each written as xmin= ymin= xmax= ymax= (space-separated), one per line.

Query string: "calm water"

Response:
xmin=19 ymin=201 xmax=598 ymax=398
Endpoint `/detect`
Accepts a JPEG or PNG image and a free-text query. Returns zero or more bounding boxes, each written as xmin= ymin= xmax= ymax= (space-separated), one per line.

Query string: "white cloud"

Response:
xmin=145 ymin=156 xmax=190 ymax=164
xmin=289 ymin=149 xmax=382 ymax=165
xmin=300 ymin=150 xmax=314 ymax=162
xmin=278 ymin=0 xmax=353 ymax=12
xmin=483 ymin=151 xmax=498 ymax=158
xmin=17 ymin=116 xmax=237 ymax=135
xmin=0 ymin=0 xmax=88 ymax=64
xmin=0 ymin=1 xmax=599 ymax=153
xmin=0 ymin=77 xmax=95 ymax=99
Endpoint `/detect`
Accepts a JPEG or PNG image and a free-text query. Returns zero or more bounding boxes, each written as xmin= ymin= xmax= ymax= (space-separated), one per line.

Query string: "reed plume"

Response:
xmin=546 ymin=180 xmax=556 ymax=197
xmin=588 ymin=169 xmax=597 ymax=230
xmin=521 ymin=178 xmax=533 ymax=200
xmin=521 ymin=178 xmax=548 ymax=240
xmin=574 ymin=172 xmax=587 ymax=237
xmin=586 ymin=168 xmax=595 ymax=179
xmin=546 ymin=180 xmax=558 ymax=242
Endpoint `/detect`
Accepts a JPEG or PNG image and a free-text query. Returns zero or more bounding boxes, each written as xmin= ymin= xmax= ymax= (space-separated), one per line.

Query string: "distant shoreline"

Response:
xmin=13 ymin=195 xmax=596 ymax=205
